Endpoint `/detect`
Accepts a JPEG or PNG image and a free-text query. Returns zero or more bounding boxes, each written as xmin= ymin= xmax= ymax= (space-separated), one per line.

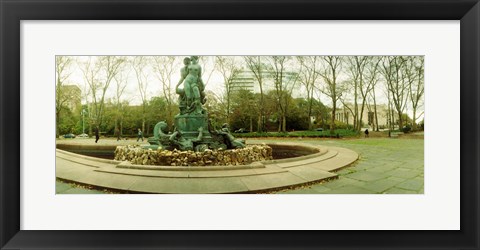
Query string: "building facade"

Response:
xmin=335 ymin=103 xmax=394 ymax=129
xmin=229 ymin=69 xmax=300 ymax=95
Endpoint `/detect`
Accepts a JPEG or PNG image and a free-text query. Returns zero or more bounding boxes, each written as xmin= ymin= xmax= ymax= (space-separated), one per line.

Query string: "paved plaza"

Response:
xmin=56 ymin=137 xmax=423 ymax=194
xmin=277 ymin=138 xmax=424 ymax=194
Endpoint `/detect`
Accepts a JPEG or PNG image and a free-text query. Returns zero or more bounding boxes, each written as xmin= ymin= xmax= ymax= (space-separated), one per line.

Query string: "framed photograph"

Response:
xmin=1 ymin=0 xmax=479 ymax=249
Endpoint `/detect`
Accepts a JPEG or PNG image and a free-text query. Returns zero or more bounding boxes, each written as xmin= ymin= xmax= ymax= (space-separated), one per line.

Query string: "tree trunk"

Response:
xmin=346 ymin=113 xmax=349 ymax=127
xmin=398 ymin=113 xmax=403 ymax=130
xmin=114 ymin=118 xmax=119 ymax=134
xmin=354 ymin=91 xmax=358 ymax=131
xmin=278 ymin=117 xmax=282 ymax=132
xmin=250 ymin=116 xmax=253 ymax=133
xmin=330 ymin=104 xmax=336 ymax=135
xmin=226 ymin=98 xmax=230 ymax=123
xmin=307 ymin=95 xmax=314 ymax=130
xmin=373 ymin=101 xmax=379 ymax=132
xmin=307 ymin=99 xmax=313 ymax=130
xmin=358 ymin=101 xmax=366 ymax=131
xmin=120 ymin=119 xmax=123 ymax=136
xmin=386 ymin=106 xmax=390 ymax=136
xmin=259 ymin=85 xmax=265 ymax=133
xmin=391 ymin=107 xmax=395 ymax=130
xmin=56 ymin=111 xmax=60 ymax=137
xmin=257 ymin=115 xmax=261 ymax=133
xmin=412 ymin=108 xmax=417 ymax=130
xmin=282 ymin=115 xmax=287 ymax=132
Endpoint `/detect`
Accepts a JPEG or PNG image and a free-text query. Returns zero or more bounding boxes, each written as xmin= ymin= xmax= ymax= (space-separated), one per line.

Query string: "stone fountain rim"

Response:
xmin=56 ymin=142 xmax=328 ymax=171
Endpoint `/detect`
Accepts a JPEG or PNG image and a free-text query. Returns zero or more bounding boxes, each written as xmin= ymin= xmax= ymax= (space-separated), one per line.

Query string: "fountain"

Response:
xmin=147 ymin=56 xmax=245 ymax=151
xmin=113 ymin=56 xmax=272 ymax=167
xmin=55 ymin=56 xmax=359 ymax=193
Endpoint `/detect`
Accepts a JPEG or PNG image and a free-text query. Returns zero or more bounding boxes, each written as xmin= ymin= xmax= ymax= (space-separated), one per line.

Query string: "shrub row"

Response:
xmin=233 ymin=129 xmax=360 ymax=138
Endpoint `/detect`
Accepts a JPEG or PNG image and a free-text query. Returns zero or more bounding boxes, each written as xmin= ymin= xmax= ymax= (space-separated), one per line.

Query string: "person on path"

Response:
xmin=95 ymin=126 xmax=100 ymax=143
xmin=364 ymin=128 xmax=369 ymax=138
xmin=137 ymin=128 xmax=144 ymax=142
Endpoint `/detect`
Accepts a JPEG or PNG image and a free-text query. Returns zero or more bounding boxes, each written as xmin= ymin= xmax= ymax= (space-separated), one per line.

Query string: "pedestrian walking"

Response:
xmin=364 ymin=128 xmax=369 ymax=138
xmin=137 ymin=128 xmax=144 ymax=142
xmin=95 ymin=126 xmax=100 ymax=143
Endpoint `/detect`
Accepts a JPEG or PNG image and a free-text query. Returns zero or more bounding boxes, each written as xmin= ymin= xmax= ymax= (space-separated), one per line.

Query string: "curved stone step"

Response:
xmin=55 ymin=142 xmax=359 ymax=194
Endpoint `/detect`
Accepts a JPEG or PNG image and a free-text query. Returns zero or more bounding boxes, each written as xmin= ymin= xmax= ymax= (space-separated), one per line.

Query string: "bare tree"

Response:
xmin=55 ymin=56 xmax=74 ymax=137
xmin=268 ymin=56 xmax=300 ymax=132
xmin=81 ymin=56 xmax=125 ymax=132
xmin=198 ymin=56 xmax=216 ymax=88
xmin=81 ymin=57 xmax=99 ymax=130
xmin=365 ymin=57 xmax=382 ymax=131
xmin=113 ymin=63 xmax=130 ymax=136
xmin=355 ymin=57 xmax=375 ymax=131
xmin=383 ymin=86 xmax=395 ymax=132
xmin=244 ymin=56 xmax=268 ymax=132
xmin=344 ymin=56 xmax=362 ymax=130
xmin=215 ymin=56 xmax=241 ymax=123
xmin=316 ymin=56 xmax=344 ymax=135
xmin=203 ymin=90 xmax=227 ymax=129
xmin=153 ymin=56 xmax=179 ymax=126
xmin=381 ymin=56 xmax=409 ymax=129
xmin=406 ymin=56 xmax=424 ymax=130
xmin=341 ymin=56 xmax=378 ymax=132
xmin=132 ymin=56 xmax=150 ymax=134
xmin=297 ymin=56 xmax=320 ymax=130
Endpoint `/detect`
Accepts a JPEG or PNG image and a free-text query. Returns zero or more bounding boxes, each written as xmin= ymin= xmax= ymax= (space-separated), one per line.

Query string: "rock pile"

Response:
xmin=114 ymin=144 xmax=273 ymax=166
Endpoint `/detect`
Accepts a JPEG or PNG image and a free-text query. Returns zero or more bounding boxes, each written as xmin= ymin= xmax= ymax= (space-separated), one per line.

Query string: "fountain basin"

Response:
xmin=55 ymin=141 xmax=358 ymax=193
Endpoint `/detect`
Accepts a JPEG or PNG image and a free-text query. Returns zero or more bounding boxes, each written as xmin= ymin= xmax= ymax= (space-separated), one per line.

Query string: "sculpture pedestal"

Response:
xmin=174 ymin=114 xmax=209 ymax=138
xmin=173 ymin=113 xmax=225 ymax=150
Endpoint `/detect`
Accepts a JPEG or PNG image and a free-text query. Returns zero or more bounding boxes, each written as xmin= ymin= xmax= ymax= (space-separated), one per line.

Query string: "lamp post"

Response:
xmin=81 ymin=108 xmax=86 ymax=134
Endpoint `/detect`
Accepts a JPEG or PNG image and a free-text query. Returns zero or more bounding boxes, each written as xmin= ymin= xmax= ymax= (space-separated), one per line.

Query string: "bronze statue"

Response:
xmin=148 ymin=56 xmax=244 ymax=152
xmin=182 ymin=56 xmax=205 ymax=115
xmin=169 ymin=126 xmax=205 ymax=151
xmin=216 ymin=123 xmax=245 ymax=149
xmin=176 ymin=57 xmax=190 ymax=115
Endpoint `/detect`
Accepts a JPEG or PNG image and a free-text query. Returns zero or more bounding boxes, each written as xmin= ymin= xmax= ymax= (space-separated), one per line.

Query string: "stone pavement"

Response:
xmin=276 ymin=138 xmax=424 ymax=194
xmin=55 ymin=140 xmax=358 ymax=194
xmin=56 ymin=180 xmax=105 ymax=194
xmin=55 ymin=138 xmax=423 ymax=194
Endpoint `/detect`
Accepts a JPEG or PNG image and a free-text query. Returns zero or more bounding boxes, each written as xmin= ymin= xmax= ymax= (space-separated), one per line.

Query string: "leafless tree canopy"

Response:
xmin=56 ymin=55 xmax=424 ymax=136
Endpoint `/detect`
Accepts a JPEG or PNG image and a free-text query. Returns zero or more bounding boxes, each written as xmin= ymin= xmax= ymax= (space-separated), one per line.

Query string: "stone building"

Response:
xmin=335 ymin=103 xmax=395 ymax=129
xmin=229 ymin=69 xmax=299 ymax=95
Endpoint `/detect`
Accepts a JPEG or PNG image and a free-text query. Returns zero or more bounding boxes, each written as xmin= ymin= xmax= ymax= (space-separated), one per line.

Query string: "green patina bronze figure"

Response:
xmin=176 ymin=57 xmax=190 ymax=115
xmin=148 ymin=56 xmax=244 ymax=152
xmin=146 ymin=121 xmax=174 ymax=150
xmin=214 ymin=123 xmax=245 ymax=149
xmin=183 ymin=56 xmax=205 ymax=115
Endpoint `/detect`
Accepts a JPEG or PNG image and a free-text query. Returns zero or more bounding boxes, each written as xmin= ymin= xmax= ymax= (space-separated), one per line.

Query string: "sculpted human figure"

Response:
xmin=183 ymin=56 xmax=205 ymax=115
xmin=176 ymin=57 xmax=190 ymax=115
xmin=169 ymin=126 xmax=205 ymax=151
xmin=217 ymin=123 xmax=245 ymax=149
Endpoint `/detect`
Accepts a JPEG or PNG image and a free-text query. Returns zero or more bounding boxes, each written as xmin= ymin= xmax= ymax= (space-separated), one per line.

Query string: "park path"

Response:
xmin=274 ymin=138 xmax=424 ymax=194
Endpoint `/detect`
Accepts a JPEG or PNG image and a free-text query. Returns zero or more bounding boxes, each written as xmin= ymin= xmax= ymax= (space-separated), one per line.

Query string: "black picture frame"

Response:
xmin=1 ymin=0 xmax=479 ymax=249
